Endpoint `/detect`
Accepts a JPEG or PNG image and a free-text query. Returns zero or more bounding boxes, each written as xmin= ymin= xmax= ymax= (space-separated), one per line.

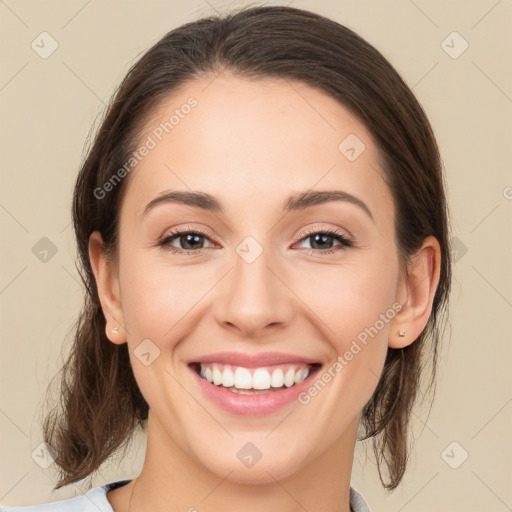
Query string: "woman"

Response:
xmin=1 ymin=5 xmax=451 ymax=511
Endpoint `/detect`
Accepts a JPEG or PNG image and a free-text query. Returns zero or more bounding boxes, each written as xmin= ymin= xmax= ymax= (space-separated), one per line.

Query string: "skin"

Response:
xmin=89 ymin=73 xmax=441 ymax=512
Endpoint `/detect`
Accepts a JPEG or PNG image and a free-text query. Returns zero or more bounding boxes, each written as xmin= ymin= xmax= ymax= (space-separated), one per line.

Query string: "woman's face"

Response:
xmin=101 ymin=74 xmax=406 ymax=483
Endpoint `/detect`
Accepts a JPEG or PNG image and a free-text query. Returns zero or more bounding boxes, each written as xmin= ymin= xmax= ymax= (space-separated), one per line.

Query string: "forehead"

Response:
xmin=121 ymin=73 xmax=393 ymax=227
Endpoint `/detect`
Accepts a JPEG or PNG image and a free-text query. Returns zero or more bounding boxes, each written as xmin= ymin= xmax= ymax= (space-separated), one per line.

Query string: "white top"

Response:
xmin=0 ymin=480 xmax=372 ymax=511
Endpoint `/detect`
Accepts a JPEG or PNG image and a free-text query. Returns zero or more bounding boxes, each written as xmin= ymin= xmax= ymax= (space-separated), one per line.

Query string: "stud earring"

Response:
xmin=112 ymin=326 xmax=119 ymax=334
xmin=399 ymin=329 xmax=406 ymax=337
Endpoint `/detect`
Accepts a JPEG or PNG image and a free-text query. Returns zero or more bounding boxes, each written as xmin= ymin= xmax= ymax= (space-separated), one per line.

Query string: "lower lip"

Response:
xmin=189 ymin=365 xmax=319 ymax=415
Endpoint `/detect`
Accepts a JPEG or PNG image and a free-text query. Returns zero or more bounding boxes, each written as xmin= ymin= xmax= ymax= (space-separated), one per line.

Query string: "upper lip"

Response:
xmin=188 ymin=351 xmax=321 ymax=368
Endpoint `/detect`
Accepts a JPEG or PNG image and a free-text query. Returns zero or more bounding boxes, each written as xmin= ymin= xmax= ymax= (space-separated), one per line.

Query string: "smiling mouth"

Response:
xmin=189 ymin=362 xmax=322 ymax=394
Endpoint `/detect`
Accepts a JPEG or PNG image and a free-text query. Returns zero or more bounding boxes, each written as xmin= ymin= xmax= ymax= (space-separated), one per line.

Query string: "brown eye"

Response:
xmin=294 ymin=228 xmax=352 ymax=255
xmin=158 ymin=228 xmax=215 ymax=254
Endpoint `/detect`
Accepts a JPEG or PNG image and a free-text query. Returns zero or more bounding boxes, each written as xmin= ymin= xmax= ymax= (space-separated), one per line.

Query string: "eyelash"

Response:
xmin=157 ymin=225 xmax=353 ymax=257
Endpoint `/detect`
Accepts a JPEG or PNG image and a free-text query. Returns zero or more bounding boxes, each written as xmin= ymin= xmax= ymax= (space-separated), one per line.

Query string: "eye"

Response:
xmin=293 ymin=227 xmax=353 ymax=256
xmin=157 ymin=226 xmax=216 ymax=255
xmin=157 ymin=225 xmax=353 ymax=256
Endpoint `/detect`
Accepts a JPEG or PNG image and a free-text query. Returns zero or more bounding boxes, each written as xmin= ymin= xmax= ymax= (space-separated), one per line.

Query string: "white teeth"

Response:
xmin=270 ymin=368 xmax=284 ymax=388
xmin=284 ymin=367 xmax=295 ymax=387
xmin=221 ymin=367 xmax=234 ymax=387
xmin=198 ymin=363 xmax=311 ymax=390
xmin=212 ymin=364 xmax=223 ymax=385
xmin=234 ymin=367 xmax=252 ymax=389
xmin=295 ymin=367 xmax=309 ymax=384
xmin=252 ymin=368 xmax=271 ymax=390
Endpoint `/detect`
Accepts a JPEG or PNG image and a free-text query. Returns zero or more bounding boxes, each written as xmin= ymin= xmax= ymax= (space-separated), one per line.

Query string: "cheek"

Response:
xmin=292 ymin=258 xmax=397 ymax=399
xmin=119 ymin=250 xmax=207 ymax=339
xmin=294 ymin=257 xmax=398 ymax=341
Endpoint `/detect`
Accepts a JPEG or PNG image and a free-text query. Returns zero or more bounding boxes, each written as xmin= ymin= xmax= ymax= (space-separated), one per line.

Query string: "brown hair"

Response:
xmin=42 ymin=4 xmax=452 ymax=492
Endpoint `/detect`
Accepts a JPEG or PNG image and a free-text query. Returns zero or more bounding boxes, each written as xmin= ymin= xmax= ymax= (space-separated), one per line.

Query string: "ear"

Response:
xmin=389 ymin=235 xmax=442 ymax=349
xmin=88 ymin=231 xmax=127 ymax=345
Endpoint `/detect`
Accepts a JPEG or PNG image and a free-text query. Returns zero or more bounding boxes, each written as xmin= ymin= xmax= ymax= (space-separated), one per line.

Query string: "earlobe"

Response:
xmin=389 ymin=236 xmax=442 ymax=349
xmin=88 ymin=231 xmax=127 ymax=344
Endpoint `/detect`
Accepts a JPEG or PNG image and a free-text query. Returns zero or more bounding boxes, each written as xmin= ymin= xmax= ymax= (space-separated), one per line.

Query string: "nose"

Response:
xmin=212 ymin=245 xmax=296 ymax=339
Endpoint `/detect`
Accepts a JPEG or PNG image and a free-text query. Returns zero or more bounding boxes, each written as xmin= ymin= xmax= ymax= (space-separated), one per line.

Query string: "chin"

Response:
xmin=189 ymin=438 xmax=312 ymax=485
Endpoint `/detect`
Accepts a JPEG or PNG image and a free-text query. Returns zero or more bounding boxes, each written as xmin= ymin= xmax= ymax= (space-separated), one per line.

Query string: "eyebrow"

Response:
xmin=142 ymin=189 xmax=373 ymax=221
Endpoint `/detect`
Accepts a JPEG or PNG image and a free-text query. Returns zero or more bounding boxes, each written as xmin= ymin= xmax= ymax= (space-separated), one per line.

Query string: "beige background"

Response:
xmin=1 ymin=0 xmax=511 ymax=510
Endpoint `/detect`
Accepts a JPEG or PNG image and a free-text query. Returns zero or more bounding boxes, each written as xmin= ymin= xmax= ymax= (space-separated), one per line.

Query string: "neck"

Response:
xmin=124 ymin=411 xmax=358 ymax=512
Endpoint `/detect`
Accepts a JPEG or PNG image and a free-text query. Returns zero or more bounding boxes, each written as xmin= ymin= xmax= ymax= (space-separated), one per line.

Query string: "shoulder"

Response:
xmin=350 ymin=486 xmax=372 ymax=512
xmin=0 ymin=480 xmax=131 ymax=512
